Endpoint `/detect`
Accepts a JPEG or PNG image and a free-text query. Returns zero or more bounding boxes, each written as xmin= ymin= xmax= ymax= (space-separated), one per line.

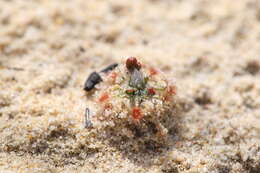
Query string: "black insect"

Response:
xmin=83 ymin=72 xmax=102 ymax=91
xmin=83 ymin=63 xmax=118 ymax=91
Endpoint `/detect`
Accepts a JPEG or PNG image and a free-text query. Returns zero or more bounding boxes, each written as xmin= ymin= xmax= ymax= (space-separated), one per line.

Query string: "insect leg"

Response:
xmin=84 ymin=107 xmax=93 ymax=128
xmin=100 ymin=63 xmax=118 ymax=73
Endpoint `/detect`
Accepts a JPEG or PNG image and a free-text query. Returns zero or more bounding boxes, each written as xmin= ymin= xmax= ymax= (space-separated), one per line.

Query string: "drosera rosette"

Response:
xmin=83 ymin=57 xmax=179 ymax=143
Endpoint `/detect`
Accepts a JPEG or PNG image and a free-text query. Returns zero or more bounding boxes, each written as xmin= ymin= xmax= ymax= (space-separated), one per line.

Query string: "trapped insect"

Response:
xmin=83 ymin=63 xmax=118 ymax=91
xmin=83 ymin=63 xmax=118 ymax=127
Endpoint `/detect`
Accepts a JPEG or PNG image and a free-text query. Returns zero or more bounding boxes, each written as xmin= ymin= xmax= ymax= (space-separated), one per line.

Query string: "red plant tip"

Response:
xmin=131 ymin=107 xmax=142 ymax=121
xmin=126 ymin=57 xmax=141 ymax=71
xmin=104 ymin=103 xmax=113 ymax=110
xmin=167 ymin=85 xmax=176 ymax=95
xmin=147 ymin=88 xmax=156 ymax=95
xmin=99 ymin=92 xmax=109 ymax=102
xmin=149 ymin=67 xmax=158 ymax=76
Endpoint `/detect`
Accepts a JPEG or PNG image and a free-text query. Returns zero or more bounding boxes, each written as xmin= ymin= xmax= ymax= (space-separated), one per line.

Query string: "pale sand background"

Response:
xmin=0 ymin=0 xmax=259 ymax=172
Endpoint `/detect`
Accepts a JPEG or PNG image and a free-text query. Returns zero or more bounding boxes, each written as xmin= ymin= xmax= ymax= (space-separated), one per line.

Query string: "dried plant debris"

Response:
xmin=83 ymin=57 xmax=179 ymax=142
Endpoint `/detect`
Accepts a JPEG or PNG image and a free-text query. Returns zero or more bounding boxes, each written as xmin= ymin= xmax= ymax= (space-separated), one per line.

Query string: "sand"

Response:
xmin=0 ymin=0 xmax=259 ymax=172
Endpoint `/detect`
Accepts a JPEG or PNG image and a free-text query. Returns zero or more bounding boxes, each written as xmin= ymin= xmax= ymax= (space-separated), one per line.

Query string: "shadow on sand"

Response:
xmin=97 ymin=110 xmax=185 ymax=169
